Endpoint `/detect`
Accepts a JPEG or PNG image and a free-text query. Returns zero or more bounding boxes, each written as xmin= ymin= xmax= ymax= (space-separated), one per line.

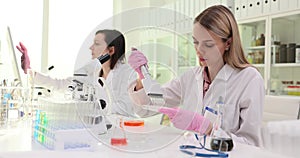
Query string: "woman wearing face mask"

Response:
xmin=128 ymin=5 xmax=265 ymax=147
xmin=17 ymin=29 xmax=138 ymax=117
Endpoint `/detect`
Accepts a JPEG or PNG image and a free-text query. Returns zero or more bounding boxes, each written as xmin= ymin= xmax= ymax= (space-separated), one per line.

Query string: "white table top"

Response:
xmin=0 ymin=118 xmax=293 ymax=158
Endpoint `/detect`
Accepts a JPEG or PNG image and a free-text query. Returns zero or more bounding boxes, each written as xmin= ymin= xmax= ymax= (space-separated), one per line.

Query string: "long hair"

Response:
xmin=194 ymin=5 xmax=250 ymax=69
xmin=95 ymin=29 xmax=126 ymax=76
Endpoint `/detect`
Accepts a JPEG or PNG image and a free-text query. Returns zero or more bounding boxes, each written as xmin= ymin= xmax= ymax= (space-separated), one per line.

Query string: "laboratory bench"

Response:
xmin=0 ymin=117 xmax=293 ymax=158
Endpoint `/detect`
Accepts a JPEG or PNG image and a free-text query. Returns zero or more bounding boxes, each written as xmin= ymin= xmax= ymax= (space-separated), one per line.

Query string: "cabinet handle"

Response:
xmin=265 ymin=0 xmax=268 ymax=4
xmin=250 ymin=4 xmax=253 ymax=7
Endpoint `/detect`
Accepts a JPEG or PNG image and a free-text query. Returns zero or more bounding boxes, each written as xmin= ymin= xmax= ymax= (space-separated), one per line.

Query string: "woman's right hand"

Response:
xmin=159 ymin=107 xmax=212 ymax=135
xmin=128 ymin=47 xmax=148 ymax=79
xmin=16 ymin=42 xmax=31 ymax=74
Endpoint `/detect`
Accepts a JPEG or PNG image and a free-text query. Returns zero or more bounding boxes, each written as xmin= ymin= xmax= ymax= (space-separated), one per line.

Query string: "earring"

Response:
xmin=225 ymin=47 xmax=229 ymax=51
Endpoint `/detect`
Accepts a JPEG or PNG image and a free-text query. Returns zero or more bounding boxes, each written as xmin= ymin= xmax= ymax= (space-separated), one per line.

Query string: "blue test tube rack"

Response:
xmin=32 ymin=97 xmax=100 ymax=150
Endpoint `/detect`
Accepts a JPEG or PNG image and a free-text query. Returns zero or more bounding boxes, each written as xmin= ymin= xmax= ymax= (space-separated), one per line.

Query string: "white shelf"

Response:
xmin=247 ymin=45 xmax=280 ymax=51
xmin=265 ymin=94 xmax=300 ymax=100
xmin=271 ymin=45 xmax=280 ymax=48
xmin=272 ymin=63 xmax=300 ymax=67
xmin=253 ymin=64 xmax=265 ymax=68
xmin=246 ymin=46 xmax=265 ymax=50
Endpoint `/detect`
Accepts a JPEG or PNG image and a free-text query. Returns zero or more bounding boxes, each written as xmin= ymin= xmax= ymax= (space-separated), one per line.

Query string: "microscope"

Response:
xmin=68 ymin=54 xmax=112 ymax=134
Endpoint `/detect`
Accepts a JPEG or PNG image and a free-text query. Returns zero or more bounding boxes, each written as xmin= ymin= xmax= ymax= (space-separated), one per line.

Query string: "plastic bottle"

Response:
xmin=296 ymin=45 xmax=300 ymax=63
xmin=260 ymin=34 xmax=265 ymax=46
xmin=247 ymin=53 xmax=253 ymax=64
xmin=279 ymin=44 xmax=287 ymax=63
xmin=287 ymin=43 xmax=296 ymax=63
xmin=251 ymin=36 xmax=256 ymax=46
xmin=256 ymin=35 xmax=261 ymax=46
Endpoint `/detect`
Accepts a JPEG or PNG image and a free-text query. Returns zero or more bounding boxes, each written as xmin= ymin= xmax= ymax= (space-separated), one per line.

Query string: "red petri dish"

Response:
xmin=124 ymin=120 xmax=145 ymax=127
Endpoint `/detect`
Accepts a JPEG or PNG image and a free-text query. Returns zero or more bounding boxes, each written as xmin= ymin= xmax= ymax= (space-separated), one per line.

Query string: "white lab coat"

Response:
xmin=33 ymin=61 xmax=139 ymax=117
xmin=129 ymin=64 xmax=265 ymax=146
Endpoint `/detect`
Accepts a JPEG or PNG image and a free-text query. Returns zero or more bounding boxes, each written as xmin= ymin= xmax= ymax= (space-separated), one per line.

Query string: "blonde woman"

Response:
xmin=128 ymin=5 xmax=265 ymax=147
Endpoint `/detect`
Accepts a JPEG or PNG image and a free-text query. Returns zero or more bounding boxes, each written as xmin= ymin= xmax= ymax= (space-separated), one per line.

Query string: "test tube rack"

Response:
xmin=33 ymin=97 xmax=103 ymax=150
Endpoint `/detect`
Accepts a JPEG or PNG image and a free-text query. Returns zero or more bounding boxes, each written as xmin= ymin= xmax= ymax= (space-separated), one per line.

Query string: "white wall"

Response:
xmin=48 ymin=0 xmax=113 ymax=78
xmin=0 ymin=0 xmax=113 ymax=83
xmin=0 ymin=0 xmax=43 ymax=85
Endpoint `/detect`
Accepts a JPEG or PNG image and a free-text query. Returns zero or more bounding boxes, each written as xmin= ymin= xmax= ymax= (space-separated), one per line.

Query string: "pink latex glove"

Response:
xmin=128 ymin=47 xmax=148 ymax=79
xmin=159 ymin=107 xmax=211 ymax=134
xmin=16 ymin=42 xmax=31 ymax=74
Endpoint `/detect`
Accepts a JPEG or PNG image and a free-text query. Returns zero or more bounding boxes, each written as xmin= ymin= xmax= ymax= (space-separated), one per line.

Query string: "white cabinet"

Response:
xmin=234 ymin=0 xmax=241 ymax=18
xmin=235 ymin=0 xmax=300 ymax=20
xmin=238 ymin=10 xmax=300 ymax=96
xmin=240 ymin=0 xmax=248 ymax=18
xmin=270 ymin=0 xmax=279 ymax=13
xmin=269 ymin=11 xmax=300 ymax=96
xmin=247 ymin=0 xmax=263 ymax=17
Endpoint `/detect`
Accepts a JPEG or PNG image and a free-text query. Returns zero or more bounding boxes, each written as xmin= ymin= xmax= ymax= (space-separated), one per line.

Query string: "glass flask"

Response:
xmin=110 ymin=117 xmax=127 ymax=146
xmin=209 ymin=97 xmax=234 ymax=152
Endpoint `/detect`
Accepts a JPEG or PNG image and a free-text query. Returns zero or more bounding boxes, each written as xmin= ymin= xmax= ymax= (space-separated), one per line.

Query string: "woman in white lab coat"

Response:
xmin=17 ymin=29 xmax=138 ymax=117
xmin=128 ymin=5 xmax=265 ymax=147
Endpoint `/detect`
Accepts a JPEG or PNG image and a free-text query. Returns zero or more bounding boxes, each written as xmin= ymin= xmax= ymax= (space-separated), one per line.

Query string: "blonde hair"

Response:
xmin=194 ymin=5 xmax=250 ymax=69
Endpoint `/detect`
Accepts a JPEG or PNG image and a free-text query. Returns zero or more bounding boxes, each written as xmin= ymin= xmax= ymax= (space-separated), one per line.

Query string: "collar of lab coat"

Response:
xmin=214 ymin=64 xmax=235 ymax=81
xmin=195 ymin=64 xmax=234 ymax=81
xmin=106 ymin=60 xmax=124 ymax=82
xmin=113 ymin=60 xmax=125 ymax=69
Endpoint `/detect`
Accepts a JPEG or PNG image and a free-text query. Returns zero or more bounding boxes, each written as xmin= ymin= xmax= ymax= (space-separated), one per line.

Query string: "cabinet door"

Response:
xmin=238 ymin=19 xmax=267 ymax=79
xmin=269 ymin=13 xmax=300 ymax=96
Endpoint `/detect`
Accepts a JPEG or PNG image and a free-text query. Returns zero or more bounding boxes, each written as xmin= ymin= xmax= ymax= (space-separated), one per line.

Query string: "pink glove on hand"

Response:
xmin=128 ymin=48 xmax=148 ymax=79
xmin=159 ymin=107 xmax=211 ymax=134
xmin=16 ymin=42 xmax=31 ymax=74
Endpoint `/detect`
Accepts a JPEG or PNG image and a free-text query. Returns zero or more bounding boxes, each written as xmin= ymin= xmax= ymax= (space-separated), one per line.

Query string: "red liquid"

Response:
xmin=110 ymin=138 xmax=127 ymax=146
xmin=124 ymin=120 xmax=144 ymax=127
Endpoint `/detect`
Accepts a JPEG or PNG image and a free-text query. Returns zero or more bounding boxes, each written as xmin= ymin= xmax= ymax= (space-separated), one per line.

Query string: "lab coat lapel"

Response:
xmin=202 ymin=64 xmax=234 ymax=106
xmin=194 ymin=67 xmax=205 ymax=112
xmin=106 ymin=66 xmax=115 ymax=87
xmin=214 ymin=64 xmax=234 ymax=81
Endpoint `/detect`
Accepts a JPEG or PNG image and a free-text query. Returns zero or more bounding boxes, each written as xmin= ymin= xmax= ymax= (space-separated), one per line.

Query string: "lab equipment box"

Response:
xmin=0 ymin=86 xmax=30 ymax=128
